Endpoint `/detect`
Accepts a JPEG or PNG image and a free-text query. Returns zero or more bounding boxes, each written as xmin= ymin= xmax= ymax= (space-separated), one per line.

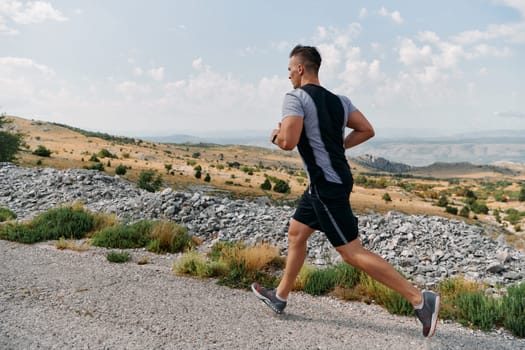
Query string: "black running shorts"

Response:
xmin=292 ymin=183 xmax=358 ymax=247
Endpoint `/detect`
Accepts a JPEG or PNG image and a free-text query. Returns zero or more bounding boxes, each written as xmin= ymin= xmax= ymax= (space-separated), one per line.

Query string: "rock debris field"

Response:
xmin=1 ymin=163 xmax=525 ymax=349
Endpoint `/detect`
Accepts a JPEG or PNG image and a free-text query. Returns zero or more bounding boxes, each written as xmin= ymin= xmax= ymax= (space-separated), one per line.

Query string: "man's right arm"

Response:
xmin=343 ymin=109 xmax=375 ymax=149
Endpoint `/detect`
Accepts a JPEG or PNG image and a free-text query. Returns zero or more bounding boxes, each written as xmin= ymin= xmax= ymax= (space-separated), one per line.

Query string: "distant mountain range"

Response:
xmin=141 ymin=129 xmax=525 ymax=166
xmin=351 ymin=154 xmax=519 ymax=176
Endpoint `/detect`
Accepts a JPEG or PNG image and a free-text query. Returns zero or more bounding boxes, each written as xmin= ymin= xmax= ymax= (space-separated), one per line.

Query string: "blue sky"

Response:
xmin=1 ymin=0 xmax=524 ymax=137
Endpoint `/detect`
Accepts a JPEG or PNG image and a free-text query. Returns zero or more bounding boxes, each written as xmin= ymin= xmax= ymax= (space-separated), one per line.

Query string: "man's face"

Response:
xmin=288 ymin=56 xmax=302 ymax=89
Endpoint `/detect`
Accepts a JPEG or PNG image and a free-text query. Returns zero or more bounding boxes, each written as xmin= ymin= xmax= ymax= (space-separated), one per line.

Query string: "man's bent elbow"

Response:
xmin=281 ymin=140 xmax=296 ymax=151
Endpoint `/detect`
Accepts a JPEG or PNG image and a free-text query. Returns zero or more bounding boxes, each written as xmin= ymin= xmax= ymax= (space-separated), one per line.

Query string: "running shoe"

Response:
xmin=251 ymin=282 xmax=287 ymax=314
xmin=415 ymin=290 xmax=441 ymax=337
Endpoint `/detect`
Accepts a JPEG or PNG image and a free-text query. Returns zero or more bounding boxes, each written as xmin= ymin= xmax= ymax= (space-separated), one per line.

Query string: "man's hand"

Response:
xmin=272 ymin=117 xmax=303 ymax=150
xmin=270 ymin=123 xmax=281 ymax=144
xmin=344 ymin=110 xmax=375 ymax=149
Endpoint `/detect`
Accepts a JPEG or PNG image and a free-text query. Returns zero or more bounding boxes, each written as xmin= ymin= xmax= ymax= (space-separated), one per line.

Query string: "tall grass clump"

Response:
xmin=501 ymin=282 xmax=525 ymax=337
xmin=0 ymin=207 xmax=16 ymax=222
xmin=438 ymin=276 xmax=481 ymax=320
xmin=174 ymin=250 xmax=226 ymax=278
xmin=0 ymin=206 xmax=94 ymax=244
xmin=454 ymin=291 xmax=500 ymax=331
xmin=173 ymin=241 xmax=282 ymax=289
xmin=216 ymin=242 xmax=281 ymax=289
xmin=303 ymin=267 xmax=339 ymax=296
xmin=147 ymin=221 xmax=195 ymax=254
xmin=91 ymin=220 xmax=153 ymax=248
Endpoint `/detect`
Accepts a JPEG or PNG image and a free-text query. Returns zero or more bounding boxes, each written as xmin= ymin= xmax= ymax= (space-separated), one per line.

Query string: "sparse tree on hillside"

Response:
xmin=382 ymin=193 xmax=392 ymax=202
xmin=32 ymin=145 xmax=52 ymax=157
xmin=0 ymin=116 xmax=23 ymax=162
xmin=138 ymin=170 xmax=162 ymax=192
xmin=437 ymin=195 xmax=448 ymax=207
xmin=164 ymin=163 xmax=172 ymax=174
xmin=260 ymin=178 xmax=271 ymax=190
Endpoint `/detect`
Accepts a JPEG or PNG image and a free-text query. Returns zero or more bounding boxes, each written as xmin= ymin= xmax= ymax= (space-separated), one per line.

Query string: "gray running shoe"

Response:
xmin=251 ymin=282 xmax=286 ymax=314
xmin=415 ymin=290 xmax=441 ymax=337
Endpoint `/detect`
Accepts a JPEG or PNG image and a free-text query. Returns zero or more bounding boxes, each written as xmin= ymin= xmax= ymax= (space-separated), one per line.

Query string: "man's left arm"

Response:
xmin=270 ymin=116 xmax=303 ymax=151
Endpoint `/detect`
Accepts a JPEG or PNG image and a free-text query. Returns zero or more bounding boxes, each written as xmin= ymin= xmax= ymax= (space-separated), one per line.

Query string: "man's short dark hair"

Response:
xmin=290 ymin=45 xmax=322 ymax=73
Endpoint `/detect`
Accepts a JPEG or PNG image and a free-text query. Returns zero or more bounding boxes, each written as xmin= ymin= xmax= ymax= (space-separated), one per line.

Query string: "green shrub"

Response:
xmin=138 ymin=170 xmax=162 ymax=192
xmin=0 ymin=207 xmax=16 ymax=222
xmin=204 ymin=173 xmax=211 ymax=182
xmin=32 ymin=206 xmax=94 ymax=241
xmin=115 ymin=164 xmax=127 ymax=175
xmin=445 ymin=206 xmax=458 ymax=215
xmin=147 ymin=222 xmax=195 ymax=254
xmin=91 ymin=221 xmax=153 ymax=249
xmin=260 ymin=178 xmax=271 ymax=190
xmin=273 ymin=179 xmax=290 ymax=194
xmin=0 ymin=116 xmax=23 ymax=162
xmin=0 ymin=206 xmax=94 ymax=244
xmin=32 ymin=145 xmax=51 ymax=157
xmin=382 ymin=193 xmax=392 ymax=202
xmin=382 ymin=290 xmax=414 ymax=316
xmin=89 ymin=153 xmax=100 ymax=162
xmin=334 ymin=263 xmax=362 ymax=288
xmin=470 ymin=201 xmax=489 ymax=215
xmin=97 ymin=148 xmax=117 ymax=159
xmin=437 ymin=195 xmax=448 ymax=207
xmin=501 ymin=282 xmax=525 ymax=337
xmin=85 ymin=163 xmax=104 ymax=171
xmin=106 ymin=251 xmax=131 ymax=263
xmin=304 ymin=267 xmax=338 ymax=296
xmin=459 ymin=206 xmax=470 ymax=218
xmin=455 ymin=291 xmax=500 ymax=331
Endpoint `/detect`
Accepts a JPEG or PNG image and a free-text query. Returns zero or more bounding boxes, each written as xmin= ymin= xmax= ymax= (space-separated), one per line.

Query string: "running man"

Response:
xmin=252 ymin=45 xmax=440 ymax=338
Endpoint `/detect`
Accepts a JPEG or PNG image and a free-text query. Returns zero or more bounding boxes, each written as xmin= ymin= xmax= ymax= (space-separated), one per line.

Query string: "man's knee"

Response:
xmin=287 ymin=220 xmax=313 ymax=247
xmin=336 ymin=238 xmax=365 ymax=265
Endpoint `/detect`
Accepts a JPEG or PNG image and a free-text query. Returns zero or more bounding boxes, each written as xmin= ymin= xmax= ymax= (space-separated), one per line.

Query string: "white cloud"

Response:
xmin=0 ymin=56 xmax=54 ymax=75
xmin=314 ymin=24 xmax=361 ymax=48
xmin=452 ymin=22 xmax=525 ymax=44
xmin=191 ymin=57 xmax=206 ymax=71
xmin=378 ymin=7 xmax=404 ymax=24
xmin=359 ymin=8 xmax=367 ymax=19
xmin=149 ymin=67 xmax=165 ymax=81
xmin=0 ymin=1 xmax=66 ymax=35
xmin=133 ymin=67 xmax=143 ymax=76
xmin=0 ymin=0 xmax=67 ymax=24
xmin=338 ymin=46 xmax=382 ymax=92
xmin=398 ymin=39 xmax=433 ymax=66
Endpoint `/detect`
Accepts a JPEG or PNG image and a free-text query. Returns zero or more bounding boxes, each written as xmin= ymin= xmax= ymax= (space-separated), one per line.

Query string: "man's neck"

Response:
xmin=300 ymin=76 xmax=320 ymax=87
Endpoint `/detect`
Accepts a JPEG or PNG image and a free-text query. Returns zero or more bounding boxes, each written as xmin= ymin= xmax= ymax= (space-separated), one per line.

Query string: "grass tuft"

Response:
xmin=147 ymin=221 xmax=195 ymax=254
xmin=106 ymin=251 xmax=131 ymax=263
xmin=0 ymin=207 xmax=17 ymax=222
xmin=55 ymin=237 xmax=89 ymax=252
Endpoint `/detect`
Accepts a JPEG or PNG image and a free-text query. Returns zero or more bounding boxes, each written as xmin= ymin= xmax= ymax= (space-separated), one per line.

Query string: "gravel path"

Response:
xmin=1 ymin=240 xmax=524 ymax=350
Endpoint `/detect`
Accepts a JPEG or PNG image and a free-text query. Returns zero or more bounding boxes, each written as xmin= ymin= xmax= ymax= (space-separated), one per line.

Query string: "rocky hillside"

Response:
xmin=1 ymin=163 xmax=524 ymax=290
